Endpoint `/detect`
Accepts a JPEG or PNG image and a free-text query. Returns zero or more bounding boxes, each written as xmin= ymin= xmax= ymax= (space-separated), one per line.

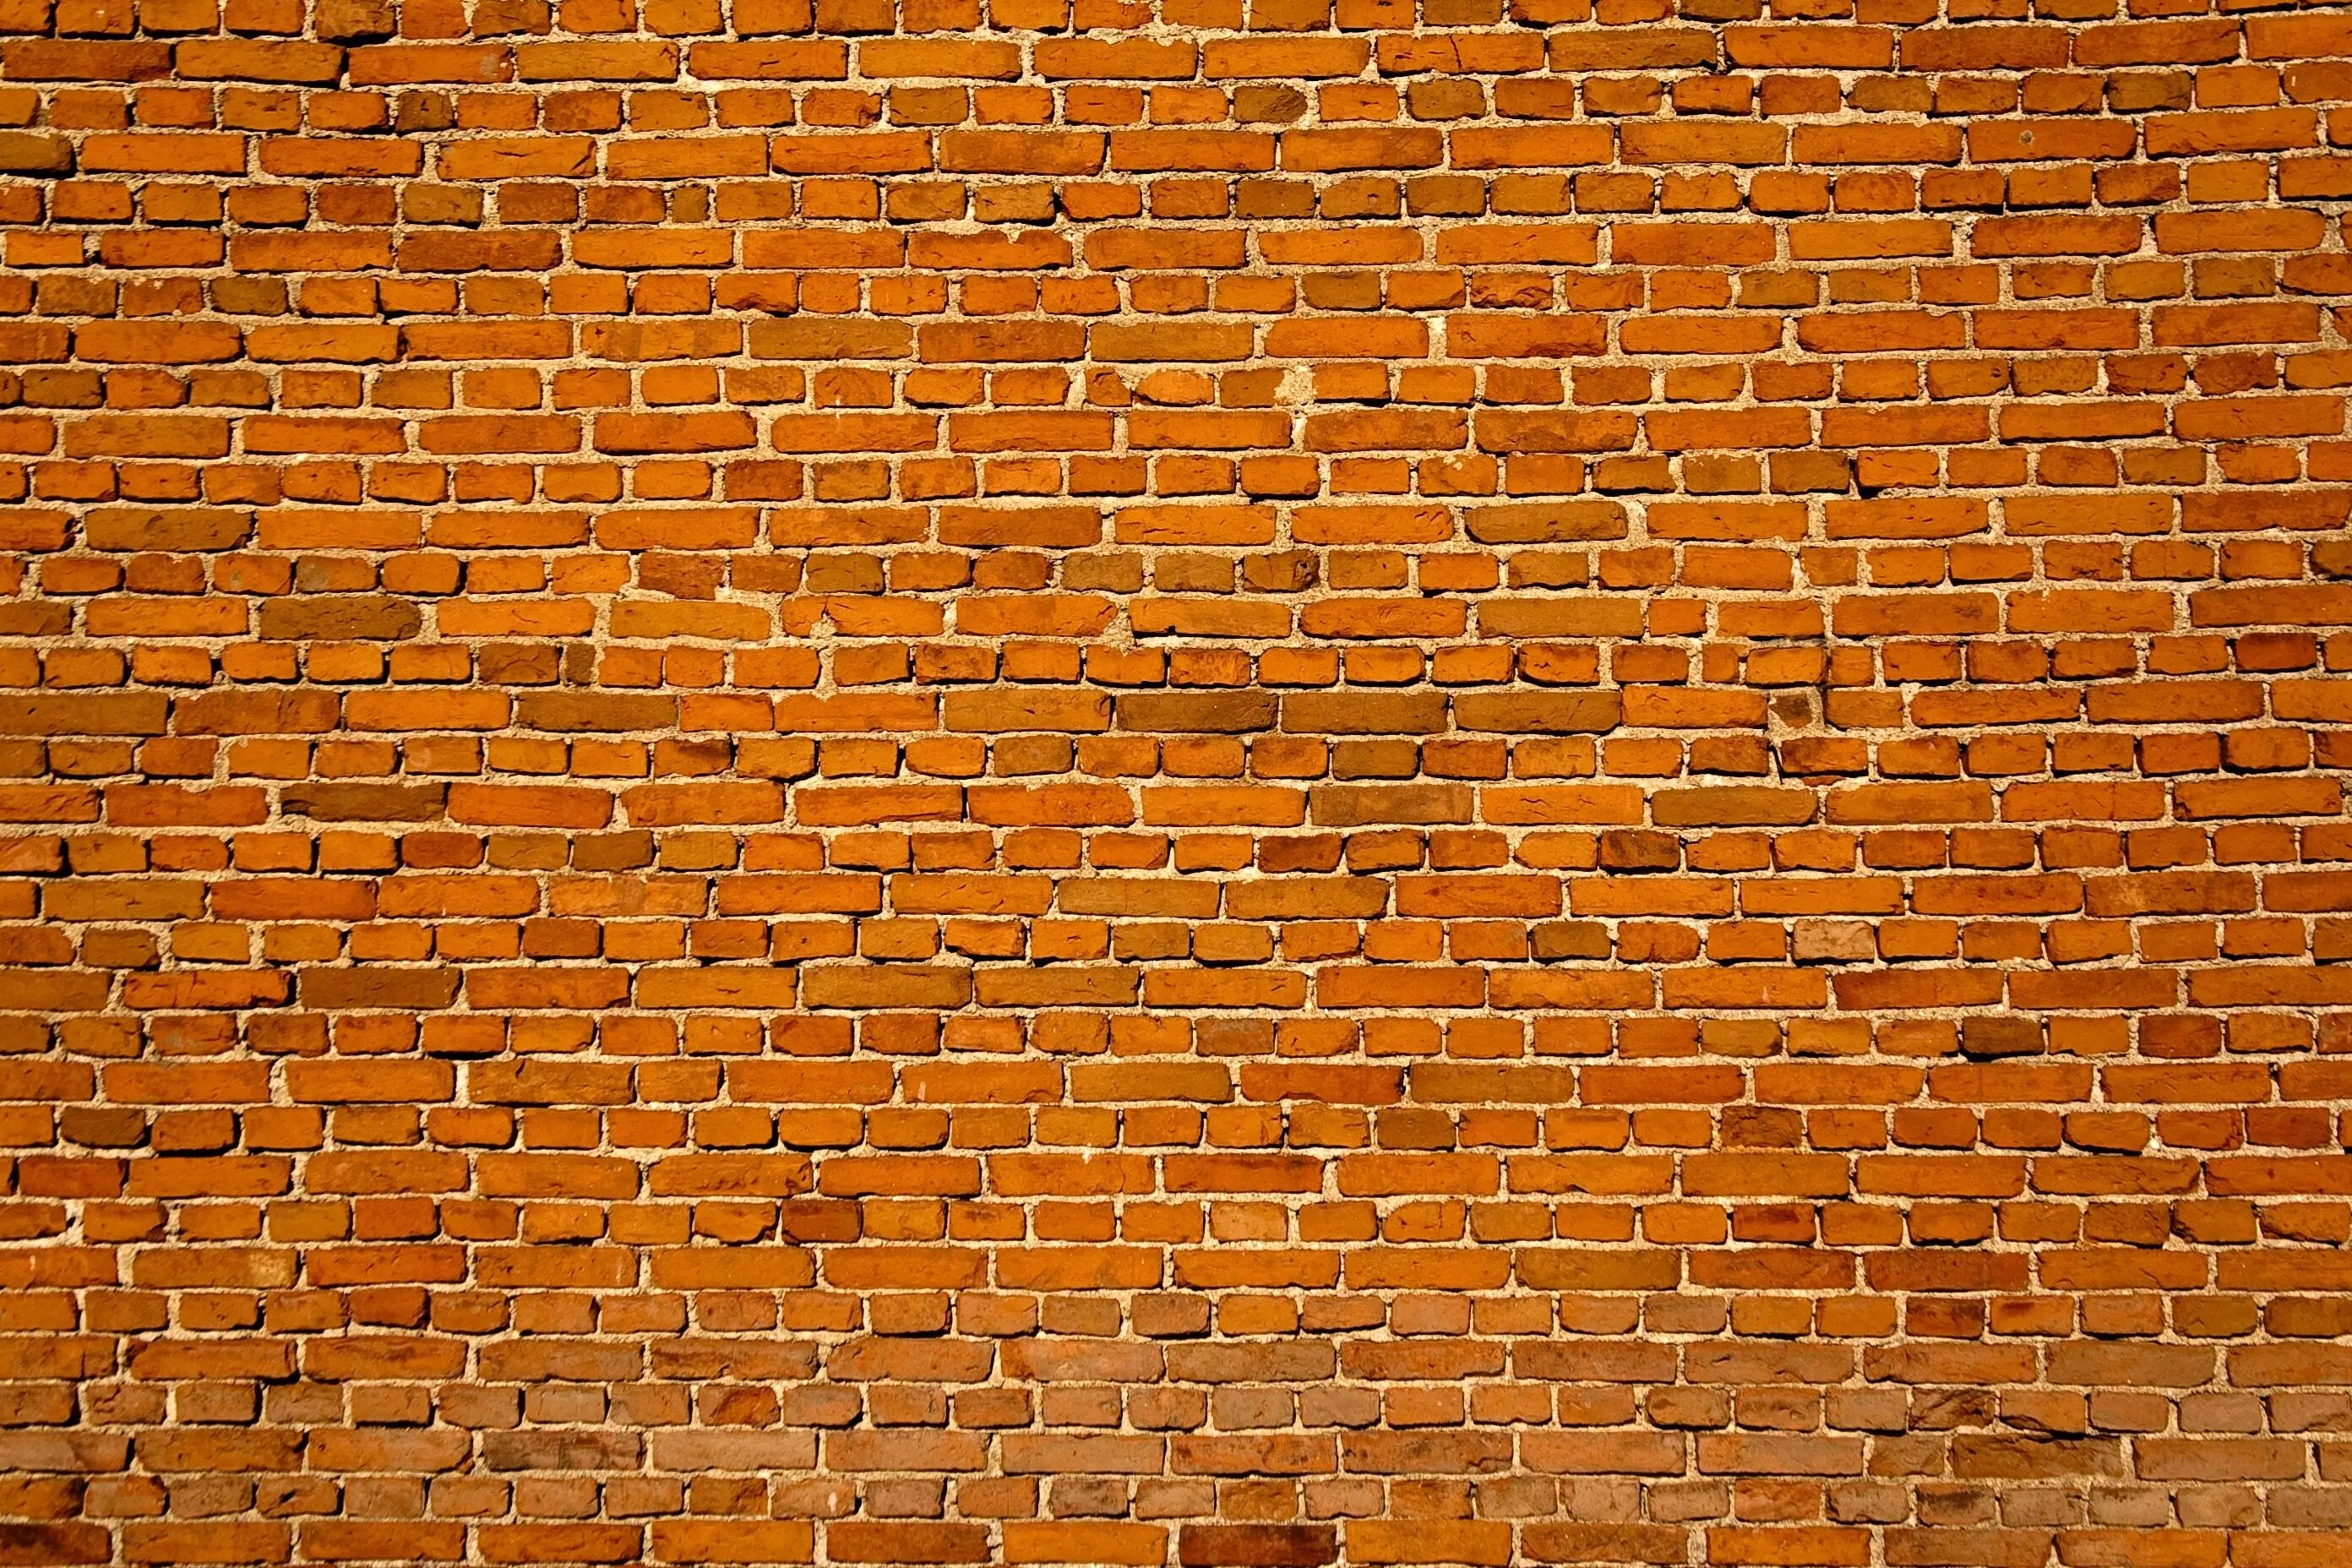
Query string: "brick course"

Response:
xmin=3 ymin=1 xmax=2352 ymax=1563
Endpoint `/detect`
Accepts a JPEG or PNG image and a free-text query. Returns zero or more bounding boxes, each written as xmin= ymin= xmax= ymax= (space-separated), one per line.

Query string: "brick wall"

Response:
xmin=4 ymin=1 xmax=2352 ymax=1564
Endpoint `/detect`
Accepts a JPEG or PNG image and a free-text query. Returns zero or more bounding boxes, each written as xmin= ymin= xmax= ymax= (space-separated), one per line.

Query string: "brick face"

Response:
xmin=3 ymin=1 xmax=2352 ymax=1563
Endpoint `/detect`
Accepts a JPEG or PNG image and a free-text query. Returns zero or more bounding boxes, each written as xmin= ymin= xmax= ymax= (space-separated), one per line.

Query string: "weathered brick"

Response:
xmin=1 ymin=8 xmax=2347 ymax=1564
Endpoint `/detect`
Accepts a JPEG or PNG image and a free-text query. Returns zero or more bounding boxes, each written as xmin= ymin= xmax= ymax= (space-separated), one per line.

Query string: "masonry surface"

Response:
xmin=3 ymin=0 xmax=2352 ymax=1564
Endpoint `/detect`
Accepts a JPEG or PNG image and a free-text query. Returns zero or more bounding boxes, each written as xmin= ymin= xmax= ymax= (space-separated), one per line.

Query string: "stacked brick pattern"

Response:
xmin=4 ymin=0 xmax=2352 ymax=1560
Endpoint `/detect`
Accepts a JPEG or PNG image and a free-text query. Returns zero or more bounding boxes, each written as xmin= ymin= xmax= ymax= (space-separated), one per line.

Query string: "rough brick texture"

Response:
xmin=4 ymin=0 xmax=2352 ymax=1564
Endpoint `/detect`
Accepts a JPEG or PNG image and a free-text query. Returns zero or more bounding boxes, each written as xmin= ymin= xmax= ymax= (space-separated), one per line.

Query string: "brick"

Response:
xmin=0 ymin=10 xmax=2345 ymax=1565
